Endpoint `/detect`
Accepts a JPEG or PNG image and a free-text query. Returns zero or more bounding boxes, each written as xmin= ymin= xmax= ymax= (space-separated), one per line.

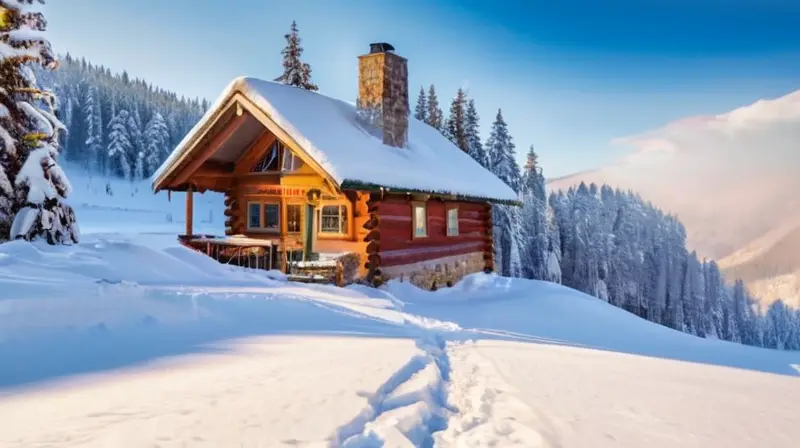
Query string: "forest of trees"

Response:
xmin=32 ymin=54 xmax=207 ymax=182
xmin=38 ymin=19 xmax=799 ymax=350
xmin=413 ymin=82 xmax=800 ymax=351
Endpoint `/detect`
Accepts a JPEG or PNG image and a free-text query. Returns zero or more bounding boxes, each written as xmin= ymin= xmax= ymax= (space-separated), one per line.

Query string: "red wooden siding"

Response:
xmin=375 ymin=197 xmax=491 ymax=268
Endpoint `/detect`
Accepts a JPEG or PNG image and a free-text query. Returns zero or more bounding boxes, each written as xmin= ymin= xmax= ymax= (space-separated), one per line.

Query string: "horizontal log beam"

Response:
xmin=381 ymin=244 xmax=484 ymax=268
xmin=379 ymin=233 xmax=485 ymax=251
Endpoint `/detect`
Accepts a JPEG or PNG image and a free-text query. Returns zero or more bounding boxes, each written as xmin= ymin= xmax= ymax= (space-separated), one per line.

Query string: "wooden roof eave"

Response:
xmin=152 ymin=93 xmax=241 ymax=193
xmin=231 ymin=92 xmax=343 ymax=195
xmin=339 ymin=180 xmax=522 ymax=206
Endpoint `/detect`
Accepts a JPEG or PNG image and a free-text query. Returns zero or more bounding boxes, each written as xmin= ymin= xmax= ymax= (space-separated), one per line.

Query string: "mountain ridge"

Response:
xmin=548 ymin=88 xmax=800 ymax=308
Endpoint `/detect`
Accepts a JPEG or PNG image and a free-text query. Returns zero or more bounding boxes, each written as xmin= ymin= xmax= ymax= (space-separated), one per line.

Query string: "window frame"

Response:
xmin=317 ymin=203 xmax=349 ymax=236
xmin=281 ymin=146 xmax=304 ymax=173
xmin=246 ymin=200 xmax=281 ymax=233
xmin=250 ymin=140 xmax=306 ymax=174
xmin=251 ymin=141 xmax=281 ymax=173
xmin=286 ymin=203 xmax=302 ymax=234
xmin=411 ymin=201 xmax=428 ymax=239
xmin=446 ymin=204 xmax=459 ymax=237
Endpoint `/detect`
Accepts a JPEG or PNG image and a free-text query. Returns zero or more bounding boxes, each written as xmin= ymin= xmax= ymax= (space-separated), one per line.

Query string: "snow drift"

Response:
xmin=1 ymin=232 xmax=799 ymax=447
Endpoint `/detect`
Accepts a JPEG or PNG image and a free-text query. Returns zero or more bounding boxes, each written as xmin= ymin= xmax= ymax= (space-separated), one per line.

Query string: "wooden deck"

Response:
xmin=178 ymin=234 xmax=352 ymax=286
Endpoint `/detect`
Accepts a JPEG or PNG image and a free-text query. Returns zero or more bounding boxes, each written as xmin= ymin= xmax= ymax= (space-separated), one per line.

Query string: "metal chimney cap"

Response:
xmin=369 ymin=42 xmax=395 ymax=54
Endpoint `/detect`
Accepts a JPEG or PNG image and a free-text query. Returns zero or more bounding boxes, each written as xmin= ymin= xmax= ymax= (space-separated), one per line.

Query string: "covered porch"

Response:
xmin=177 ymin=233 xmax=357 ymax=286
xmin=154 ymin=92 xmax=365 ymax=286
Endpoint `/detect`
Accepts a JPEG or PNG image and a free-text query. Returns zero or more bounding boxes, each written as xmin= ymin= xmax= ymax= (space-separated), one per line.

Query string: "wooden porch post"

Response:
xmin=186 ymin=184 xmax=194 ymax=237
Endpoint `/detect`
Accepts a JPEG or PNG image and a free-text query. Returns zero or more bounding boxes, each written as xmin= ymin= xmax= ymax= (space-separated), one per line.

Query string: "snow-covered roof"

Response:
xmin=153 ymin=77 xmax=519 ymax=204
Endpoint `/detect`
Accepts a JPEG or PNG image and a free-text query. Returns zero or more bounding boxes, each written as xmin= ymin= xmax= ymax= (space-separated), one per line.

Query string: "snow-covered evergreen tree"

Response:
xmin=485 ymin=109 xmax=523 ymax=276
xmin=83 ymin=84 xmax=103 ymax=172
xmin=143 ymin=111 xmax=169 ymax=176
xmin=107 ymin=109 xmax=132 ymax=180
xmin=538 ymin=183 xmax=798 ymax=350
xmin=425 ymin=85 xmax=444 ymax=131
xmin=413 ymin=86 xmax=427 ymax=123
xmin=31 ymin=54 xmax=206 ymax=180
xmin=126 ymin=102 xmax=144 ymax=165
xmin=444 ymin=88 xmax=468 ymax=152
xmin=485 ymin=109 xmax=521 ymax=192
xmin=274 ymin=21 xmax=318 ymax=91
xmin=463 ymin=98 xmax=487 ymax=167
xmin=764 ymin=300 xmax=794 ymax=350
xmin=2 ymin=0 xmax=79 ymax=244
xmin=520 ymin=146 xmax=549 ymax=280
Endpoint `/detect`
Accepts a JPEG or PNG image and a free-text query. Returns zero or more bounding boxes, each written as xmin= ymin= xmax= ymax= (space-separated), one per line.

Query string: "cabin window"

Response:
xmin=446 ymin=206 xmax=459 ymax=236
xmin=319 ymin=204 xmax=348 ymax=234
xmin=286 ymin=204 xmax=302 ymax=233
xmin=252 ymin=141 xmax=280 ymax=172
xmin=251 ymin=140 xmax=305 ymax=173
xmin=247 ymin=201 xmax=280 ymax=231
xmin=412 ymin=202 xmax=427 ymax=238
xmin=281 ymin=146 xmax=304 ymax=172
xmin=248 ymin=203 xmax=261 ymax=229
xmin=264 ymin=204 xmax=280 ymax=229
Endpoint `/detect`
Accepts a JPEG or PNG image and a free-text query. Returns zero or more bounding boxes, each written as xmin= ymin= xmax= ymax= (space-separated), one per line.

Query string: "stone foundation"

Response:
xmin=380 ymin=252 xmax=486 ymax=290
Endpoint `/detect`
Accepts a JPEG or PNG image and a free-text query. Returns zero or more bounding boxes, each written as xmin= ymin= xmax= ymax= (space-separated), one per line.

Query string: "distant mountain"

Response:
xmin=549 ymin=90 xmax=800 ymax=308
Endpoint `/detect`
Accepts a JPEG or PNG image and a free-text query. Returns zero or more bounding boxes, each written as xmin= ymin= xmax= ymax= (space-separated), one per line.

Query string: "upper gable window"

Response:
xmin=281 ymin=146 xmax=304 ymax=172
xmin=252 ymin=141 xmax=280 ymax=172
xmin=251 ymin=140 xmax=305 ymax=173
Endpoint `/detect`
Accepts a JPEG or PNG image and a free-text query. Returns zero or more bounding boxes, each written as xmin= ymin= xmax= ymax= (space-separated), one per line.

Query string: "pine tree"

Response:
xmin=464 ymin=99 xmax=487 ymax=167
xmin=107 ymin=109 xmax=132 ymax=180
xmin=274 ymin=21 xmax=318 ymax=91
xmin=444 ymin=88 xmax=468 ymax=152
xmin=425 ymin=85 xmax=443 ymax=131
xmin=521 ymin=146 xmax=549 ymax=280
xmin=143 ymin=111 xmax=169 ymax=176
xmin=83 ymin=85 xmax=103 ymax=172
xmin=485 ymin=109 xmax=521 ymax=192
xmin=413 ymin=86 xmax=427 ymax=122
xmin=2 ymin=0 xmax=79 ymax=244
xmin=127 ymin=102 xmax=144 ymax=166
xmin=484 ymin=109 xmax=523 ymax=276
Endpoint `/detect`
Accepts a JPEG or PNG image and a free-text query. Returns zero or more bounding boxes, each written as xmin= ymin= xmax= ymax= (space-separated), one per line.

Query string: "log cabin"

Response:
xmin=152 ymin=42 xmax=519 ymax=289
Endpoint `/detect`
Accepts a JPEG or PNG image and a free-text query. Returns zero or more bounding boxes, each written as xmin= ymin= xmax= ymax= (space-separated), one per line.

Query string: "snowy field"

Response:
xmin=0 ymin=170 xmax=799 ymax=447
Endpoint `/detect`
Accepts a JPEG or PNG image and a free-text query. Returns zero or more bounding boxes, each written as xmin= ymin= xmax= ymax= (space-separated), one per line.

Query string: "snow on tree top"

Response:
xmin=154 ymin=77 xmax=519 ymax=204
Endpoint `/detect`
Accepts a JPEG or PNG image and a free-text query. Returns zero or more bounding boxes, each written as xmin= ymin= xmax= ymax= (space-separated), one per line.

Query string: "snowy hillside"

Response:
xmin=548 ymin=89 xmax=800 ymax=308
xmin=1 ymin=167 xmax=799 ymax=446
xmin=63 ymin=163 xmax=222 ymax=235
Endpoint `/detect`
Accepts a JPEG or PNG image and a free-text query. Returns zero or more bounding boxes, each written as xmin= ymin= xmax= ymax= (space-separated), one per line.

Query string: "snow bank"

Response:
xmin=390 ymin=273 xmax=800 ymax=377
xmin=1 ymin=217 xmax=799 ymax=447
xmin=63 ymin=163 xmax=224 ymax=235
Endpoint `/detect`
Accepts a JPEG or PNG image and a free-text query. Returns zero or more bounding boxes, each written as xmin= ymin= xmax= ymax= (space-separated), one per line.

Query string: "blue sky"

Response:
xmin=46 ymin=0 xmax=800 ymax=177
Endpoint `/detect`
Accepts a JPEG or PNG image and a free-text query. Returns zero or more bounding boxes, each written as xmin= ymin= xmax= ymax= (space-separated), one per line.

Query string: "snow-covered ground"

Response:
xmin=1 ymin=170 xmax=799 ymax=447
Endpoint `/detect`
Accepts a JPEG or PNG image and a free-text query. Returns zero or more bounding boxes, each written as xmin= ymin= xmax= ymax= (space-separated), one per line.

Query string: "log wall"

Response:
xmin=364 ymin=194 xmax=495 ymax=289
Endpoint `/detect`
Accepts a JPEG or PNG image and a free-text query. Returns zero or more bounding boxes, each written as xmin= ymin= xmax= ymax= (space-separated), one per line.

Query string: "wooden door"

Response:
xmin=304 ymin=204 xmax=315 ymax=259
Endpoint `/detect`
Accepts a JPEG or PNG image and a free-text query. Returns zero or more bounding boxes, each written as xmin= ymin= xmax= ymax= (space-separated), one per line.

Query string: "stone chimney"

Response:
xmin=357 ymin=43 xmax=409 ymax=148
